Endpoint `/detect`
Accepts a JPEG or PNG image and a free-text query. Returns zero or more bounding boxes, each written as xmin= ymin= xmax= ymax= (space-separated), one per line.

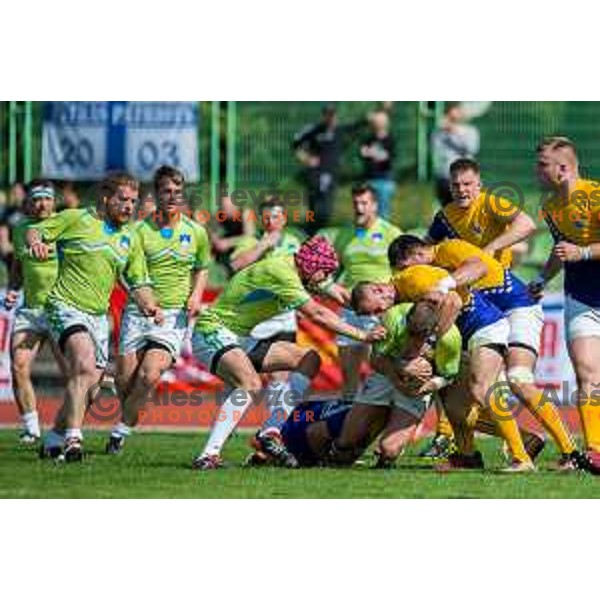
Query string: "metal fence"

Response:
xmin=4 ymin=101 xmax=600 ymax=196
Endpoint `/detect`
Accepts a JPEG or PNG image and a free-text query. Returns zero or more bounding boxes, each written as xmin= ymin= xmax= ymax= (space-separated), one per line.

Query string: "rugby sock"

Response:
xmin=202 ymin=389 xmax=253 ymax=456
xmin=523 ymin=390 xmax=576 ymax=454
xmin=64 ymin=428 xmax=83 ymax=441
xmin=487 ymin=390 xmax=530 ymax=463
xmin=452 ymin=403 xmax=479 ymax=455
xmin=111 ymin=422 xmax=132 ymax=440
xmin=578 ymin=401 xmax=600 ymax=453
xmin=261 ymin=380 xmax=293 ymax=434
xmin=436 ymin=406 xmax=455 ymax=439
xmin=22 ymin=411 xmax=40 ymax=437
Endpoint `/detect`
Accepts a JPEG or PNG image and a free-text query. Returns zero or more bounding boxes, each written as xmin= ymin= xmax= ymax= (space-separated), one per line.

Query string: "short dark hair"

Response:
xmin=407 ymin=301 xmax=438 ymax=336
xmin=350 ymin=281 xmax=373 ymax=314
xmin=259 ymin=195 xmax=286 ymax=213
xmin=351 ymin=182 xmax=376 ymax=200
xmin=387 ymin=235 xmax=428 ymax=268
xmin=444 ymin=101 xmax=461 ymax=115
xmin=153 ymin=165 xmax=185 ymax=194
xmin=449 ymin=158 xmax=480 ymax=178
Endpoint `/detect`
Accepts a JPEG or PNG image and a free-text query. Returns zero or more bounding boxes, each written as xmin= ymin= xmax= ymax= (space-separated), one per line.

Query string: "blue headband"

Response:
xmin=28 ymin=186 xmax=55 ymax=200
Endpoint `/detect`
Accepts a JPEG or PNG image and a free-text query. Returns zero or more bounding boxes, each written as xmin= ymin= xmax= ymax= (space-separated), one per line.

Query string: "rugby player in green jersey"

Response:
xmin=4 ymin=180 xmax=65 ymax=444
xmin=27 ymin=172 xmax=162 ymax=462
xmin=320 ymin=183 xmax=402 ymax=400
xmin=106 ymin=166 xmax=211 ymax=454
xmin=191 ymin=236 xmax=386 ymax=470
xmin=276 ymin=299 xmax=462 ymax=467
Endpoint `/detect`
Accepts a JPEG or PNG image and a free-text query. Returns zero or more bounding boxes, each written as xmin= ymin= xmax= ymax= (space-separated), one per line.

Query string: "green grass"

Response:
xmin=1 ymin=430 xmax=600 ymax=498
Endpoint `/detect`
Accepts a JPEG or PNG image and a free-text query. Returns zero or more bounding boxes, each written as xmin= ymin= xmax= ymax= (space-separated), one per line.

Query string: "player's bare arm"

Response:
xmin=25 ymin=228 xmax=50 ymax=261
xmin=299 ymin=298 xmax=385 ymax=343
xmin=131 ymin=287 xmax=164 ymax=325
xmin=483 ymin=211 xmax=537 ymax=255
xmin=4 ymin=255 xmax=23 ymax=309
xmin=187 ymin=268 xmax=208 ymax=317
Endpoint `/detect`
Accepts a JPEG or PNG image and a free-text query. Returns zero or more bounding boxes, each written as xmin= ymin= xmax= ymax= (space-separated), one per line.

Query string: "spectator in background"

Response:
xmin=61 ymin=182 xmax=80 ymax=210
xmin=360 ymin=109 xmax=396 ymax=220
xmin=209 ymin=194 xmax=256 ymax=275
xmin=431 ymin=102 xmax=480 ymax=206
xmin=293 ymin=104 xmax=368 ymax=235
xmin=0 ymin=182 xmax=27 ymax=275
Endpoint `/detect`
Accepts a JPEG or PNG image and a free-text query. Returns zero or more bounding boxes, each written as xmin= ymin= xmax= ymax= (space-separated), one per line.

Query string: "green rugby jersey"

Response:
xmin=195 ymin=253 xmax=310 ymax=336
xmin=12 ymin=216 xmax=59 ymax=308
xmin=32 ymin=208 xmax=150 ymax=315
xmin=131 ymin=215 xmax=210 ymax=309
xmin=320 ymin=217 xmax=401 ymax=289
xmin=374 ymin=303 xmax=462 ymax=379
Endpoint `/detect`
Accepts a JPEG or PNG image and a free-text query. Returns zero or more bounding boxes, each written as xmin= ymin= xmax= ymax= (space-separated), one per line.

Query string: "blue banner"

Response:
xmin=42 ymin=102 xmax=200 ymax=181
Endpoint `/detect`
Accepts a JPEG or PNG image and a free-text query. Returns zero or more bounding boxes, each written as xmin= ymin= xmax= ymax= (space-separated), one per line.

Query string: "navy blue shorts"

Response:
xmin=281 ymin=400 xmax=352 ymax=466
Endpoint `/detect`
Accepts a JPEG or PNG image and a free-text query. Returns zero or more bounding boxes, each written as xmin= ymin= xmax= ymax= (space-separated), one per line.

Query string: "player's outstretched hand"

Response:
xmin=364 ymin=325 xmax=386 ymax=343
xmin=3 ymin=290 xmax=19 ymax=310
xmin=29 ymin=241 xmax=50 ymax=261
xmin=145 ymin=306 xmax=165 ymax=326
xmin=327 ymin=283 xmax=351 ymax=306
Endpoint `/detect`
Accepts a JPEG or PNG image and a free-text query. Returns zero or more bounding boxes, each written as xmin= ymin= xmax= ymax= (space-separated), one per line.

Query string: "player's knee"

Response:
xmin=468 ymin=378 xmax=488 ymax=404
xmin=507 ymin=366 xmax=535 ymax=394
xmin=139 ymin=366 xmax=162 ymax=390
xmin=71 ymin=355 xmax=97 ymax=381
xmin=238 ymin=373 xmax=262 ymax=392
xmin=299 ymin=349 xmax=321 ymax=378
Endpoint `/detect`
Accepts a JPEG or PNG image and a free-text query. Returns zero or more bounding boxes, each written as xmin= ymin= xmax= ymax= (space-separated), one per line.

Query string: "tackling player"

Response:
xmin=230 ymin=196 xmax=307 ymax=463
xmin=321 ymin=183 xmax=401 ymax=401
xmin=532 ymin=136 xmax=600 ymax=473
xmin=190 ymin=236 xmax=385 ymax=470
xmin=277 ymin=299 xmax=462 ymax=467
xmin=4 ymin=180 xmax=65 ymax=443
xmin=426 ymin=159 xmax=579 ymax=468
xmin=27 ymin=172 xmax=162 ymax=462
xmin=106 ymin=166 xmax=210 ymax=454
xmin=387 ymin=241 xmax=534 ymax=471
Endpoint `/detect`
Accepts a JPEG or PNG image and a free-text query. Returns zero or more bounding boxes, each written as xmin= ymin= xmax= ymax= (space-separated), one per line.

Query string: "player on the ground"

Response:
xmin=277 ymin=299 xmax=461 ymax=467
xmin=320 ymin=183 xmax=401 ymax=401
xmin=230 ymin=196 xmax=309 ymax=463
xmin=425 ymin=158 xmax=579 ymax=468
xmin=105 ymin=166 xmax=210 ymax=454
xmin=27 ymin=172 xmax=162 ymax=462
xmin=531 ymin=136 xmax=600 ymax=473
xmin=4 ymin=180 xmax=65 ymax=444
xmin=190 ymin=235 xmax=385 ymax=470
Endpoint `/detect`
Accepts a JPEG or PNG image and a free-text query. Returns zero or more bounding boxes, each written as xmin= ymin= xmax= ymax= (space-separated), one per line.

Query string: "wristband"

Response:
xmin=581 ymin=246 xmax=593 ymax=261
xmin=436 ymin=276 xmax=457 ymax=294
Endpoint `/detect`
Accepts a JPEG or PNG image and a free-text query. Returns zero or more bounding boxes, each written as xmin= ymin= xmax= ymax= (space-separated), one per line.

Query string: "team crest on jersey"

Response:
xmin=119 ymin=235 xmax=130 ymax=250
xmin=371 ymin=232 xmax=383 ymax=242
xmin=180 ymin=233 xmax=192 ymax=246
xmin=471 ymin=222 xmax=483 ymax=234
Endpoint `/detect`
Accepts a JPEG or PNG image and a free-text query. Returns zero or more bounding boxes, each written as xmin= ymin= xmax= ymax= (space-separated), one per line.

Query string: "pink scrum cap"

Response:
xmin=294 ymin=235 xmax=339 ymax=280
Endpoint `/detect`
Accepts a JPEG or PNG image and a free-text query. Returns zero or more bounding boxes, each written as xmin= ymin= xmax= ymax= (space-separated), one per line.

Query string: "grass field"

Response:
xmin=2 ymin=430 xmax=600 ymax=498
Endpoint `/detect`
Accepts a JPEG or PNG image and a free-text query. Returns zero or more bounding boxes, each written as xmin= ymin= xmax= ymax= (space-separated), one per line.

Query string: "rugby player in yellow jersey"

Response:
xmin=106 ymin=166 xmax=211 ymax=455
xmin=531 ymin=136 xmax=600 ymax=473
xmin=387 ymin=241 xmax=534 ymax=471
xmin=4 ymin=180 xmax=66 ymax=444
xmin=422 ymin=157 xmax=537 ymax=456
xmin=425 ymin=158 xmax=579 ymax=468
